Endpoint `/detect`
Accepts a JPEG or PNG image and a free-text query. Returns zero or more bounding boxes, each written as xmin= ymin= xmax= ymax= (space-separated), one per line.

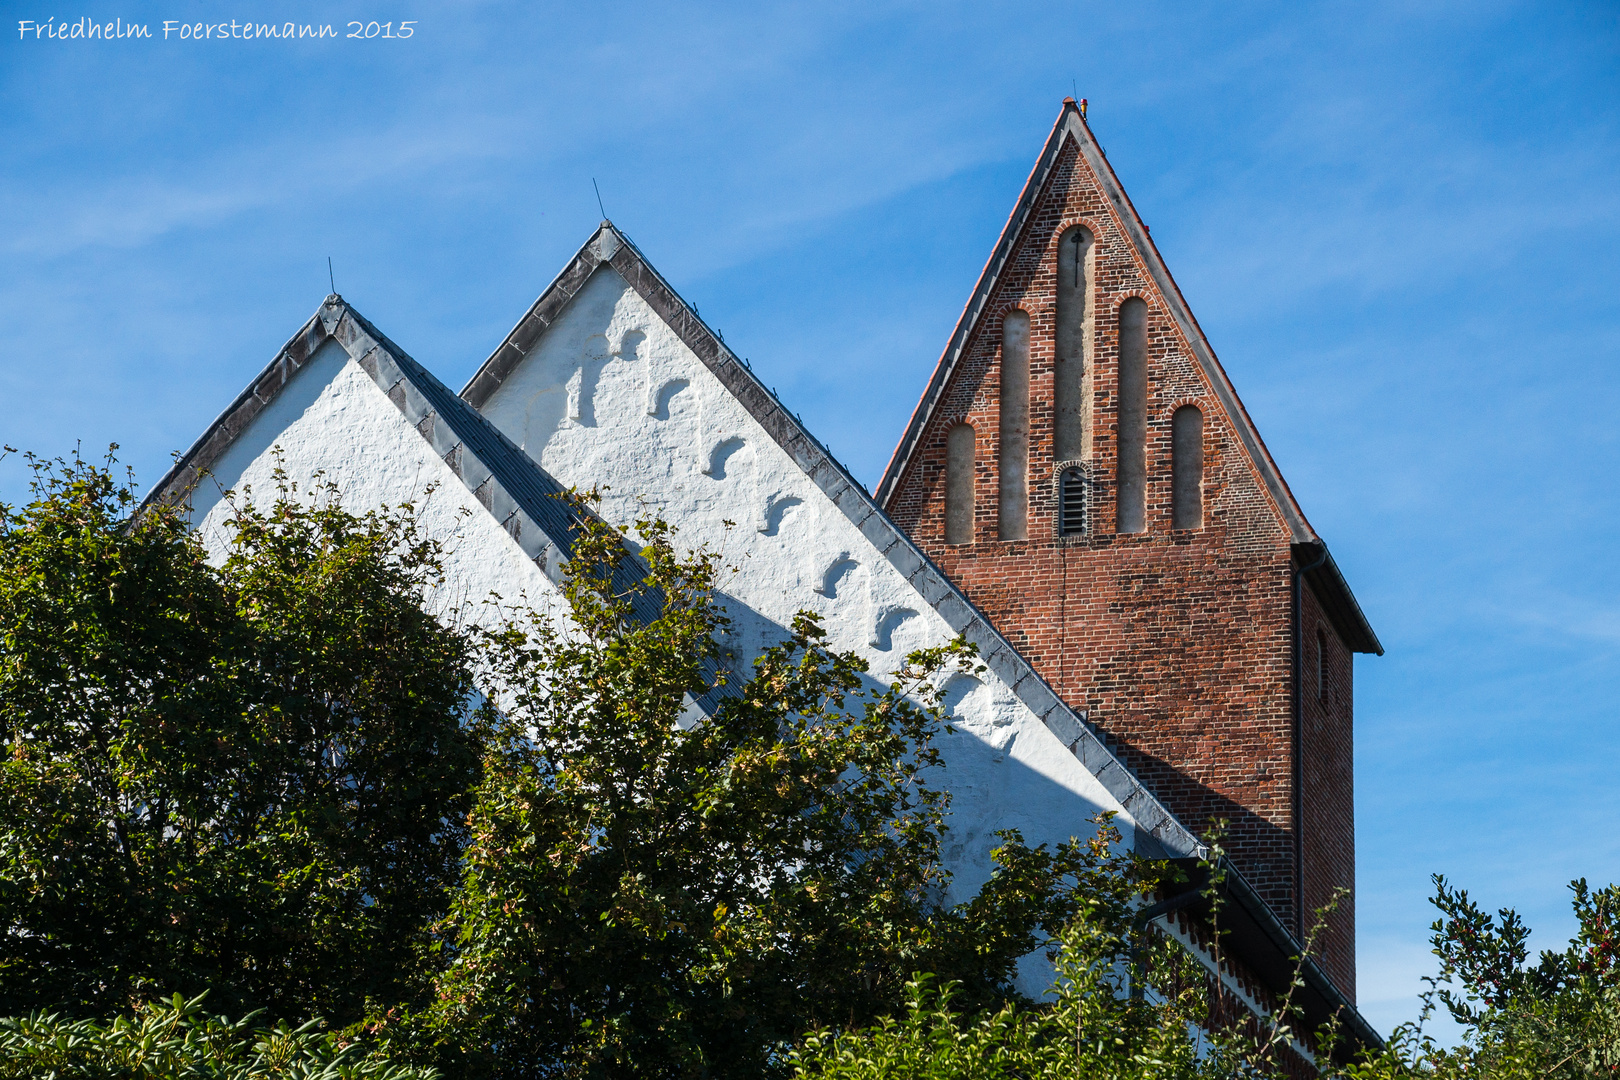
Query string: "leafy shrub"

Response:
xmin=1345 ymin=876 xmax=1620 ymax=1079
xmin=0 ymin=992 xmax=430 ymax=1079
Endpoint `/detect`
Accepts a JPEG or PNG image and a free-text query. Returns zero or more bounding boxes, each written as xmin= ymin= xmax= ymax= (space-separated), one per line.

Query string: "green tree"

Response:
xmin=399 ymin=504 xmax=1125 ymax=1080
xmin=0 ymin=451 xmax=480 ymax=1026
xmin=1345 ymin=875 xmax=1620 ymax=1079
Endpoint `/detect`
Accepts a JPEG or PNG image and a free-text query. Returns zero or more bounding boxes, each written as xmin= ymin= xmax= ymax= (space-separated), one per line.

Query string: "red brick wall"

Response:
xmin=885 ymin=132 xmax=1356 ymax=993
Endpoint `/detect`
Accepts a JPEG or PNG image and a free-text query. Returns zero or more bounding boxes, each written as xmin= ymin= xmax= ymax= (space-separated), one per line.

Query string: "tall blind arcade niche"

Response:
xmin=1115 ymin=297 xmax=1148 ymax=533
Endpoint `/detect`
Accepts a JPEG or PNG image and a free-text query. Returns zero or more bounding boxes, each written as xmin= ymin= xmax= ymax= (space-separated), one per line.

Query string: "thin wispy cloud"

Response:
xmin=1 ymin=118 xmax=521 ymax=259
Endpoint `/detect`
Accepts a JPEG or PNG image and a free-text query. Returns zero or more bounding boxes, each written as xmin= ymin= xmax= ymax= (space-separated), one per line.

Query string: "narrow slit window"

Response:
xmin=999 ymin=309 xmax=1030 ymax=540
xmin=1059 ymin=468 xmax=1086 ymax=536
xmin=945 ymin=422 xmax=976 ymax=545
xmin=1316 ymin=628 xmax=1328 ymax=704
xmin=1171 ymin=404 xmax=1203 ymax=530
xmin=1116 ymin=298 xmax=1148 ymax=533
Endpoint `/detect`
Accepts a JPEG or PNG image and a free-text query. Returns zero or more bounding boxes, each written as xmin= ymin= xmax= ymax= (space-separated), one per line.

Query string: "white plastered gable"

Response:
xmin=464 ymin=232 xmax=1206 ymax=909
xmin=150 ymin=299 xmax=572 ymax=638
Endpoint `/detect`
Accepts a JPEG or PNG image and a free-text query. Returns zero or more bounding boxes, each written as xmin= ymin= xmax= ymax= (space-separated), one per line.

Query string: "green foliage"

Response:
xmin=9 ymin=453 xmax=1412 ymax=1080
xmin=789 ymin=919 xmax=1211 ymax=1080
xmin=395 ymin=501 xmax=1129 ymax=1079
xmin=0 ymin=991 xmax=431 ymax=1079
xmin=0 ymin=450 xmax=480 ymax=1026
xmin=791 ymin=824 xmax=1382 ymax=1080
xmin=792 ymin=977 xmax=1062 ymax=1080
xmin=1344 ymin=876 xmax=1620 ymax=1079
xmin=787 ymin=822 xmax=1327 ymax=1080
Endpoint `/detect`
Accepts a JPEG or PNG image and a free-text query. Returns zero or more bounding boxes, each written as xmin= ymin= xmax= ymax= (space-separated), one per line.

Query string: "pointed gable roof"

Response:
xmin=461 ymin=221 xmax=1211 ymax=860
xmin=876 ymin=99 xmax=1381 ymax=655
xmin=143 ymin=294 xmax=663 ymax=625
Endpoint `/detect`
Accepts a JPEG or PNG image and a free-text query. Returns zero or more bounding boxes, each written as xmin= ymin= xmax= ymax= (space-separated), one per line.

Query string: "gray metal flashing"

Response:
xmin=459 ymin=222 xmax=1206 ymax=862
xmin=872 ymin=99 xmax=1380 ymax=656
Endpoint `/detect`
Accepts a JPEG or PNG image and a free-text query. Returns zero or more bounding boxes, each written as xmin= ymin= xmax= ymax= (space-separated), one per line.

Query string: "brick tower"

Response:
xmin=878 ymin=99 xmax=1380 ymax=998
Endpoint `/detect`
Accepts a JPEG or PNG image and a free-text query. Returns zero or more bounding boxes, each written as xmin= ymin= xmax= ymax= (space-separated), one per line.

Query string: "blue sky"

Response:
xmin=4 ymin=0 xmax=1618 ymax=1039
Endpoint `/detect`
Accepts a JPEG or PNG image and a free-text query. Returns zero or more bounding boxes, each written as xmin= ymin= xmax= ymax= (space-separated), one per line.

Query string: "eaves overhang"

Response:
xmin=1293 ymin=541 xmax=1383 ymax=656
xmin=1156 ymin=858 xmax=1385 ymax=1064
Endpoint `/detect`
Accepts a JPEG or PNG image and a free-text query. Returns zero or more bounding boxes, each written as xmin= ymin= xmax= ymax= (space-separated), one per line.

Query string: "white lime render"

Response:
xmin=143 ymin=234 xmax=1206 ymax=998
xmin=149 ymin=297 xmax=573 ymax=638
xmin=462 ymin=227 xmax=1203 ymax=910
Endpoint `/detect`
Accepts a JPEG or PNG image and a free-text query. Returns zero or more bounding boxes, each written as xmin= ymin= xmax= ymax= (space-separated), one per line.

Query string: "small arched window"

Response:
xmin=1171 ymin=404 xmax=1203 ymax=530
xmin=1059 ymin=468 xmax=1087 ymax=537
xmin=945 ymin=422 xmax=976 ymax=545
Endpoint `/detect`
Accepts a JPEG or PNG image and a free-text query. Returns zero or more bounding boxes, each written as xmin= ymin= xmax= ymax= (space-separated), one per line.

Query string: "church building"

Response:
xmin=878 ymin=98 xmax=1381 ymax=1001
xmin=148 ymin=100 xmax=1380 ymax=1074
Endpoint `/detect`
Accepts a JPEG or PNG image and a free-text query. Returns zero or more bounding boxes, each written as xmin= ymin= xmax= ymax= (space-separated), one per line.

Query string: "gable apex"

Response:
xmin=461 ymin=221 xmax=1220 ymax=860
xmin=877 ymin=99 xmax=1380 ymax=655
xmin=142 ymin=295 xmax=604 ymax=599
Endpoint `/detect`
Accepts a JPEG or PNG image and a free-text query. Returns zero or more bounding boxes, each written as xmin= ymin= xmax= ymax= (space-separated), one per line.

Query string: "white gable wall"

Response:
xmin=475 ymin=265 xmax=1135 ymax=919
xmin=185 ymin=338 xmax=568 ymax=634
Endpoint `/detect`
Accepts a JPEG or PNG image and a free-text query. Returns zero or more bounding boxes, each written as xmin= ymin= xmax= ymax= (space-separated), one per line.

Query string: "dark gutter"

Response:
xmin=1291 ymin=541 xmax=1382 ymax=656
xmin=1292 ymin=544 xmax=1328 ymax=938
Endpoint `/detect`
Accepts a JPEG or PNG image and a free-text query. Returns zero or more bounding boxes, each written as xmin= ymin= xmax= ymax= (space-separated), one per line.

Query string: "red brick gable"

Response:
xmin=880 ymin=101 xmax=1371 ymax=999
